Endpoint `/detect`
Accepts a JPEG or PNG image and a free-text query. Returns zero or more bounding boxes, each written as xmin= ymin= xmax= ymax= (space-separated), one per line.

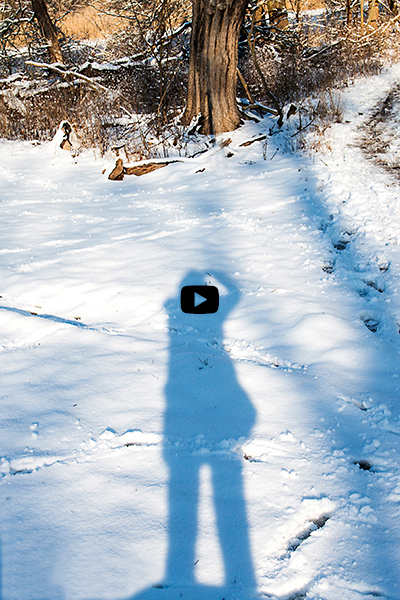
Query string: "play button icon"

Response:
xmin=194 ymin=292 xmax=207 ymax=308
xmin=181 ymin=285 xmax=219 ymax=314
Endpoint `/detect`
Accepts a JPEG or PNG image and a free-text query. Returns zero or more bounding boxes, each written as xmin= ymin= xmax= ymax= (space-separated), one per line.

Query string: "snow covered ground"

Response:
xmin=2 ymin=63 xmax=400 ymax=600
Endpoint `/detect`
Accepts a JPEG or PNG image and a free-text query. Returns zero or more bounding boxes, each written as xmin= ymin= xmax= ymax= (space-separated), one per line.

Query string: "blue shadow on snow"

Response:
xmin=131 ymin=270 xmax=257 ymax=599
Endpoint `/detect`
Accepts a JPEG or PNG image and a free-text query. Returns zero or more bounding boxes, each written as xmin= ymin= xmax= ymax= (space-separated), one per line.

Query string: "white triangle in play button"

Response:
xmin=194 ymin=292 xmax=207 ymax=308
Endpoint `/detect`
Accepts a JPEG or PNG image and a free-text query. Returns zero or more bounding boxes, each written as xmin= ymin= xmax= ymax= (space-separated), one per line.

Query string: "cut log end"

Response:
xmin=60 ymin=139 xmax=72 ymax=151
xmin=108 ymin=158 xmax=124 ymax=180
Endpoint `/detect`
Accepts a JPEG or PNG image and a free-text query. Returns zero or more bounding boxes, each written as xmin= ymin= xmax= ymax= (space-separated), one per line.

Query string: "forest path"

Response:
xmin=358 ymin=81 xmax=400 ymax=180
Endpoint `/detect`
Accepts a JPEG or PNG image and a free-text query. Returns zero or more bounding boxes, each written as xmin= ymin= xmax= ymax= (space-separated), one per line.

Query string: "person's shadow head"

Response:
xmin=164 ymin=270 xmax=240 ymax=336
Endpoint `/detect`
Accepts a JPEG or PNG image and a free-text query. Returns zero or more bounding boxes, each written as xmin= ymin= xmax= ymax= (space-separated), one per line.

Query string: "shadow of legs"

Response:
xmin=165 ymin=458 xmax=199 ymax=585
xmin=211 ymin=457 xmax=255 ymax=588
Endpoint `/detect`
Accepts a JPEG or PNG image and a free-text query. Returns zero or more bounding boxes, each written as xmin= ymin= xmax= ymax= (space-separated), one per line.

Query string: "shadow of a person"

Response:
xmin=162 ymin=271 xmax=256 ymax=591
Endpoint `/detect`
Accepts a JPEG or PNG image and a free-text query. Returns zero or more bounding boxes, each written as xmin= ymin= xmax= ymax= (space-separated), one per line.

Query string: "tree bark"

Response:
xmin=266 ymin=0 xmax=289 ymax=29
xmin=345 ymin=0 xmax=352 ymax=25
xmin=31 ymin=0 xmax=64 ymax=64
xmin=367 ymin=0 xmax=379 ymax=28
xmin=183 ymin=0 xmax=250 ymax=135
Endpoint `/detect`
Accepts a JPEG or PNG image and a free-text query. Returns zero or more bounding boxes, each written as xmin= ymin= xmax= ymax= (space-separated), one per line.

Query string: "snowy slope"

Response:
xmin=1 ymin=64 xmax=400 ymax=600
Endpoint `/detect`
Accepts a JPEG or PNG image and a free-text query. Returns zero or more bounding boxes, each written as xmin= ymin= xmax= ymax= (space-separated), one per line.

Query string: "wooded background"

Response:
xmin=1 ymin=0 xmax=399 ymax=154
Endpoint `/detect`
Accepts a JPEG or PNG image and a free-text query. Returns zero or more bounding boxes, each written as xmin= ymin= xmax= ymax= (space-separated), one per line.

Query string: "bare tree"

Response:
xmin=182 ymin=0 xmax=250 ymax=135
xmin=31 ymin=0 xmax=64 ymax=62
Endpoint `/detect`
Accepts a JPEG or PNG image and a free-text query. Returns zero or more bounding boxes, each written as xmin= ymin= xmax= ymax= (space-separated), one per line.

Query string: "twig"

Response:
xmin=291 ymin=114 xmax=318 ymax=137
xmin=350 ymin=11 xmax=400 ymax=42
xmin=303 ymin=39 xmax=343 ymax=61
xmin=247 ymin=102 xmax=279 ymax=116
xmin=237 ymin=67 xmax=254 ymax=104
xmin=85 ymin=3 xmax=137 ymax=21
xmin=376 ymin=0 xmax=391 ymax=11
xmin=25 ymin=60 xmax=110 ymax=93
xmin=156 ymin=59 xmax=182 ymax=118
xmin=247 ymin=8 xmax=284 ymax=127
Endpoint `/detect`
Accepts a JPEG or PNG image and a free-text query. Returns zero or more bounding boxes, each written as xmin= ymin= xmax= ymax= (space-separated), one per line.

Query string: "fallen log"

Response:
xmin=124 ymin=162 xmax=169 ymax=176
xmin=108 ymin=159 xmax=182 ymax=180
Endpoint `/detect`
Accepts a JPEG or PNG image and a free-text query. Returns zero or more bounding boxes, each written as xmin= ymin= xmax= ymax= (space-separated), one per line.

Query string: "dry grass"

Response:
xmin=59 ymin=1 xmax=191 ymax=41
xmin=60 ymin=6 xmax=125 ymax=40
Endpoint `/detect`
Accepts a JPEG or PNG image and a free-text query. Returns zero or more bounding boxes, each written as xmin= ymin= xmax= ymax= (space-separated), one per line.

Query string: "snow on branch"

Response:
xmin=25 ymin=61 xmax=111 ymax=93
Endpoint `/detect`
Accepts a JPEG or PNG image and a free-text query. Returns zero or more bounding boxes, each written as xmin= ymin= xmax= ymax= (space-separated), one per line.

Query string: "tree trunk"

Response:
xmin=266 ymin=0 xmax=289 ymax=29
xmin=31 ymin=0 xmax=64 ymax=64
xmin=346 ymin=0 xmax=352 ymax=25
xmin=360 ymin=0 xmax=364 ymax=33
xmin=183 ymin=0 xmax=249 ymax=135
xmin=367 ymin=0 xmax=379 ymax=28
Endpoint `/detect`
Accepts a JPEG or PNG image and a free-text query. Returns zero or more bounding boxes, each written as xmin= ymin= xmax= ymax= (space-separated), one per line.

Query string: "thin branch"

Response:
xmin=303 ymin=38 xmax=343 ymax=61
xmin=237 ymin=67 xmax=254 ymax=104
xmin=25 ymin=60 xmax=110 ymax=92
xmin=86 ymin=3 xmax=137 ymax=21
xmin=246 ymin=7 xmax=284 ymax=126
xmin=376 ymin=0 xmax=391 ymax=11
xmin=291 ymin=114 xmax=318 ymax=137
xmin=350 ymin=10 xmax=400 ymax=41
